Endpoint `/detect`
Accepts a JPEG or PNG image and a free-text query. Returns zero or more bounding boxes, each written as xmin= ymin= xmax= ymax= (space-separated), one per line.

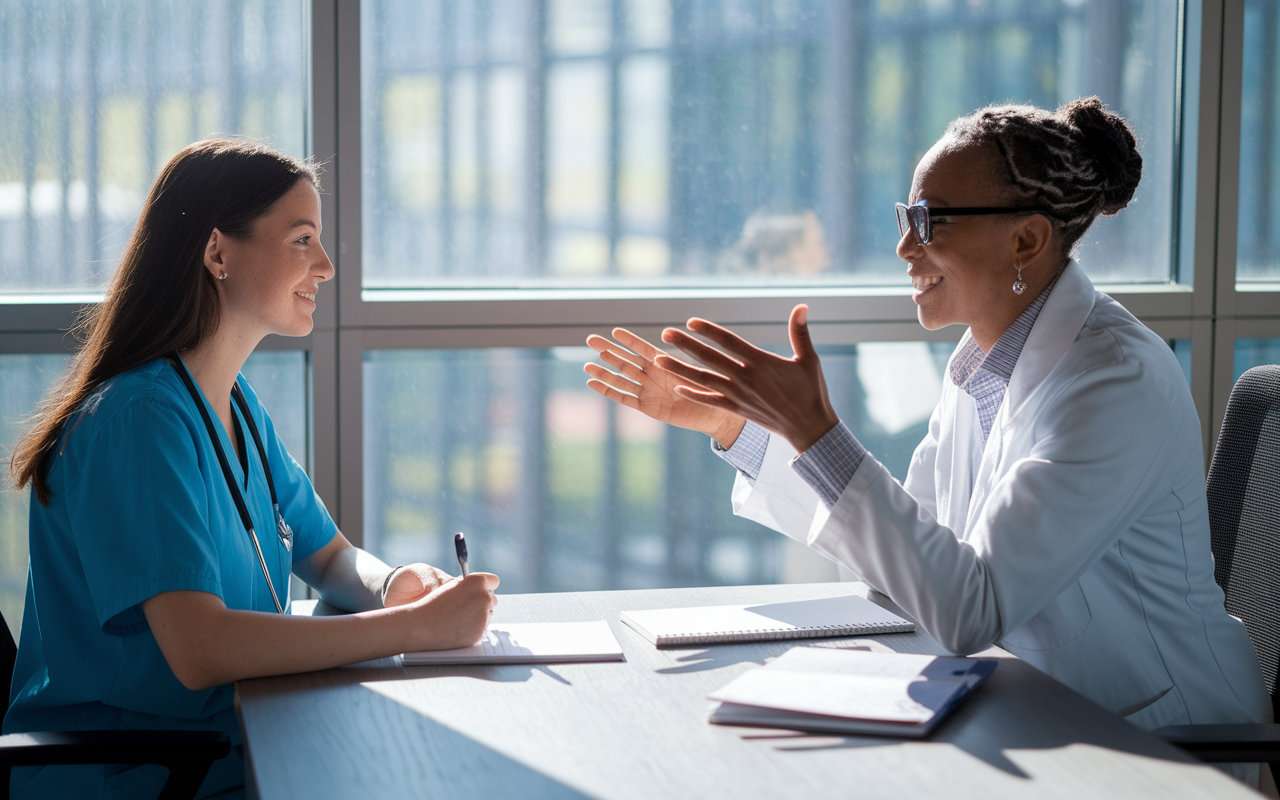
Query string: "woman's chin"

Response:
xmin=277 ymin=318 xmax=315 ymax=338
xmin=916 ymin=308 xmax=948 ymax=331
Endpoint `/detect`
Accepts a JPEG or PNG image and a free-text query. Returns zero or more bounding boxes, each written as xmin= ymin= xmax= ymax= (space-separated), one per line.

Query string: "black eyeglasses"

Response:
xmin=895 ymin=201 xmax=1054 ymax=245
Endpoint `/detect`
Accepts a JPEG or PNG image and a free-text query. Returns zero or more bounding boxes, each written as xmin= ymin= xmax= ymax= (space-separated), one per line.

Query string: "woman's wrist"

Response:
xmin=711 ymin=415 xmax=748 ymax=450
xmin=783 ymin=410 xmax=841 ymax=456
xmin=380 ymin=566 xmax=408 ymax=607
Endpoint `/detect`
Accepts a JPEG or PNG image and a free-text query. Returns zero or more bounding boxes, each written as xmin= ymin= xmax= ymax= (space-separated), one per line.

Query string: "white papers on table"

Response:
xmin=707 ymin=647 xmax=997 ymax=737
xmin=403 ymin=620 xmax=625 ymax=665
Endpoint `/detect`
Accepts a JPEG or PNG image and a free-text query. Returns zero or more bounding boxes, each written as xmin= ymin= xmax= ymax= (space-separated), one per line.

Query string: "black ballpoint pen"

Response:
xmin=454 ymin=532 xmax=470 ymax=577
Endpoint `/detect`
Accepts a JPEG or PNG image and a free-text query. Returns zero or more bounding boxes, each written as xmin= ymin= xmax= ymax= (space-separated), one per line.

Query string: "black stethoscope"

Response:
xmin=167 ymin=353 xmax=293 ymax=614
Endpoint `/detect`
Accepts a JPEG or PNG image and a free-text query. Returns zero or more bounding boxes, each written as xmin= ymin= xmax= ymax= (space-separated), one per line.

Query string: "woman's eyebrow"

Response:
xmin=287 ymin=219 xmax=318 ymax=230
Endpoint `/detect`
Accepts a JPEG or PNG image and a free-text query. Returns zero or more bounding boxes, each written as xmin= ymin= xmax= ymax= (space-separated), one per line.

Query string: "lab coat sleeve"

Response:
xmin=731 ymin=402 xmax=944 ymax=547
xmin=806 ymin=351 xmax=1174 ymax=655
xmin=729 ymin=430 xmax=822 ymax=544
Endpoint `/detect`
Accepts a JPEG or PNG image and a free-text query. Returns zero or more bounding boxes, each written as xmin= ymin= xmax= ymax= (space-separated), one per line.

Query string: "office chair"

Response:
xmin=0 ymin=609 xmax=230 ymax=800
xmin=1158 ymin=364 xmax=1280 ymax=766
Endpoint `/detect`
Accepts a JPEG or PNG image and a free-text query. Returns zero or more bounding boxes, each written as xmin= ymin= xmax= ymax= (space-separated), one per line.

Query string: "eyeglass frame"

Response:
xmin=895 ymin=201 xmax=1056 ymax=245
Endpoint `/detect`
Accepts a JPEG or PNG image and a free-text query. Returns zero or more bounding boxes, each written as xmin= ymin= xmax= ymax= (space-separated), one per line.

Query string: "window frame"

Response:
xmin=1 ymin=0 xmax=1274 ymax=550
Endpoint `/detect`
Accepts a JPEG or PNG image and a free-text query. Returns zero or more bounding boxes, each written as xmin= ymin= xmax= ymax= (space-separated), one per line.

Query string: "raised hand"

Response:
xmin=584 ymin=327 xmax=746 ymax=448
xmin=656 ymin=304 xmax=840 ymax=454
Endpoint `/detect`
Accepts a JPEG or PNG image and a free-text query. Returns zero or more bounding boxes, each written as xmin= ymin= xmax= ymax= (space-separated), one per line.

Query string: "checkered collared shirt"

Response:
xmin=713 ymin=276 xmax=1058 ymax=509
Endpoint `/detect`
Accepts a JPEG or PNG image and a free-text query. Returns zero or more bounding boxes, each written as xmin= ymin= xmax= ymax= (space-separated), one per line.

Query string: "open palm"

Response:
xmin=584 ymin=328 xmax=744 ymax=444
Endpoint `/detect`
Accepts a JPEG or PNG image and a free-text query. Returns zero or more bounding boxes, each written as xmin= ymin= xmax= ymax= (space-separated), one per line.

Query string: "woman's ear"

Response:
xmin=1013 ymin=214 xmax=1055 ymax=267
xmin=204 ymin=228 xmax=227 ymax=280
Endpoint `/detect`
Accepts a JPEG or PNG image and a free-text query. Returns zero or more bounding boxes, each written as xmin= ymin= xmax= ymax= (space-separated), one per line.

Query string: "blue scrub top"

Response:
xmin=4 ymin=358 xmax=337 ymax=799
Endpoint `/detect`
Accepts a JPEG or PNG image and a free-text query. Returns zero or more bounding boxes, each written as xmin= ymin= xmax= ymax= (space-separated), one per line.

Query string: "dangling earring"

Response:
xmin=1012 ymin=263 xmax=1027 ymax=295
xmin=218 ymin=271 xmax=227 ymax=280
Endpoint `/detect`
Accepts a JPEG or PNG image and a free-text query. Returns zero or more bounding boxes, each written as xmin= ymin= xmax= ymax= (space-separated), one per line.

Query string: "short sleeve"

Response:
xmin=239 ymin=381 xmax=338 ymax=562
xmin=63 ymin=400 xmax=224 ymax=636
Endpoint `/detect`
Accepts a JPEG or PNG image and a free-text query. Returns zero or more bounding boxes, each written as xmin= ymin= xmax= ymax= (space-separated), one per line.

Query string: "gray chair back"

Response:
xmin=1208 ymin=364 xmax=1280 ymax=712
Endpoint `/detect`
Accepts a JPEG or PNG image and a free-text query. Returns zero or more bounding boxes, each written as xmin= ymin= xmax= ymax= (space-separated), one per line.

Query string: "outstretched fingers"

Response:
xmin=584 ymin=360 xmax=639 ymax=393
xmin=652 ymin=352 xmax=732 ymax=394
xmin=683 ymin=317 xmax=768 ymax=362
xmin=610 ymin=328 xmax=667 ymax=362
xmin=584 ymin=371 xmax=642 ymax=411
xmin=587 ymin=334 xmax=646 ymax=370
xmin=595 ymin=347 xmax=649 ymax=383
xmin=661 ymin=328 xmax=747 ymax=378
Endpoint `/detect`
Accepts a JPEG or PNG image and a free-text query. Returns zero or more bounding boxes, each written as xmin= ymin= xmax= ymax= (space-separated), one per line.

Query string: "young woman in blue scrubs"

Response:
xmin=5 ymin=139 xmax=500 ymax=799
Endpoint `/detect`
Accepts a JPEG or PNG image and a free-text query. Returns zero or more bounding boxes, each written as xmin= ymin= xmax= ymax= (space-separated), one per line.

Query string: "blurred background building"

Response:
xmin=2 ymin=0 xmax=1278 ymax=628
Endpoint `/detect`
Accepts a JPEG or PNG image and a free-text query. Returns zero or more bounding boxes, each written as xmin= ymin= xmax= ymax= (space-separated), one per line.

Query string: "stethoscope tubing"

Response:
xmin=167 ymin=353 xmax=288 ymax=614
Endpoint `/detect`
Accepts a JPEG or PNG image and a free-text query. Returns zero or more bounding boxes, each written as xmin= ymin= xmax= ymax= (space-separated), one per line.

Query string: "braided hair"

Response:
xmin=945 ymin=97 xmax=1143 ymax=258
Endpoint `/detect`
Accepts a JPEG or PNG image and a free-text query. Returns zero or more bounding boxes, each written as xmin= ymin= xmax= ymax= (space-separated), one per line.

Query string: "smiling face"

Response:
xmin=210 ymin=180 xmax=333 ymax=339
xmin=897 ymin=137 xmax=1056 ymax=350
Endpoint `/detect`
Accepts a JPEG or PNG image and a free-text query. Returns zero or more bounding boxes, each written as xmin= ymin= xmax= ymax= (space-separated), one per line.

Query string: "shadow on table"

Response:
xmin=244 ymin=674 xmax=592 ymax=798
xmin=654 ymin=639 xmax=875 ymax=676
xmin=330 ymin=661 xmax=572 ymax=686
xmin=728 ymin=660 xmax=1196 ymax=781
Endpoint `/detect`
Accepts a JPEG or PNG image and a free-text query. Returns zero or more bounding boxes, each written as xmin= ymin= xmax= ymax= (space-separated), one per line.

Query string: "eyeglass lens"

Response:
xmin=895 ymin=203 xmax=931 ymax=245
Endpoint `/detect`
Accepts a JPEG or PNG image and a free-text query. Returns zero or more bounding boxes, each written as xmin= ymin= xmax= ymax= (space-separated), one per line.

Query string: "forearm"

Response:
xmin=312 ymin=543 xmax=395 ymax=612
xmin=145 ymin=574 xmax=498 ymax=691
xmin=144 ymin=591 xmax=417 ymax=690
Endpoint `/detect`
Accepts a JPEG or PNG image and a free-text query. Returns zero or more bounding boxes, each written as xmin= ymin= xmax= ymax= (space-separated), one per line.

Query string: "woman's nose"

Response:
xmin=896 ymin=227 xmax=923 ymax=262
xmin=317 ymin=247 xmax=335 ymax=282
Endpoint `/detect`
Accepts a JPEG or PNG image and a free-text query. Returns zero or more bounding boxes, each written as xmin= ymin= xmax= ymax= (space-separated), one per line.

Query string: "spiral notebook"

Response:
xmin=620 ymin=595 xmax=914 ymax=647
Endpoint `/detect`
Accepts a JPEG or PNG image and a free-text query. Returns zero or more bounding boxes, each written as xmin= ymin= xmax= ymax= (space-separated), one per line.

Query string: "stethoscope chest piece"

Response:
xmin=275 ymin=504 xmax=294 ymax=552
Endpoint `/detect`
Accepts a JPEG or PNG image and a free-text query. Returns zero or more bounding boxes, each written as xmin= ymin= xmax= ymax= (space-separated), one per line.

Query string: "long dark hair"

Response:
xmin=11 ymin=138 xmax=318 ymax=505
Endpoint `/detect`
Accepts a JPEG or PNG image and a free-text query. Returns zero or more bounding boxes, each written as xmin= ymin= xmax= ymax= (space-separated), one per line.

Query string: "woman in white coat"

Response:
xmin=585 ymin=99 xmax=1268 ymax=747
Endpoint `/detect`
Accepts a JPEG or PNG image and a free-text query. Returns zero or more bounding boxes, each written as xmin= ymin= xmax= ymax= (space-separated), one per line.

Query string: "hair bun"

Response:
xmin=1061 ymin=97 xmax=1142 ymax=216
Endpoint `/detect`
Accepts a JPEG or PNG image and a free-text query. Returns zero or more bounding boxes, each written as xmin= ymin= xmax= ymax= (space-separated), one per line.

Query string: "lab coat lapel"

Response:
xmin=1004 ymin=260 xmax=1096 ymax=417
xmin=963 ymin=261 xmax=1096 ymax=533
xmin=936 ymin=344 xmax=985 ymax=537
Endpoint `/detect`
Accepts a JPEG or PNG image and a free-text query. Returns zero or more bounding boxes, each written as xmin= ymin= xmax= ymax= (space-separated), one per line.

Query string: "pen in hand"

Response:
xmin=454 ymin=532 xmax=470 ymax=577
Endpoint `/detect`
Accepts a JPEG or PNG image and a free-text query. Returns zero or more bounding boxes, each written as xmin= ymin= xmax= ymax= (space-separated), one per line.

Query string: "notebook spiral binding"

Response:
xmin=656 ymin=620 xmax=915 ymax=647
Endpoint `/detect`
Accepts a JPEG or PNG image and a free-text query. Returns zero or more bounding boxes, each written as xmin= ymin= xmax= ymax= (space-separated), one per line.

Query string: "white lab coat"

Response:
xmin=733 ymin=260 xmax=1268 ymax=731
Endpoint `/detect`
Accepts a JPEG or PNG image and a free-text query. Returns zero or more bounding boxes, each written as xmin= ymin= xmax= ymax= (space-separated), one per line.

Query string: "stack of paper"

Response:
xmin=708 ymin=647 xmax=997 ymax=737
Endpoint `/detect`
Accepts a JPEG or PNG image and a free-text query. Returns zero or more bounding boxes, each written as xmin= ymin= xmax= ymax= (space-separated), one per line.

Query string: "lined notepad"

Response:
xmin=708 ymin=647 xmax=997 ymax=737
xmin=620 ymin=595 xmax=914 ymax=647
xmin=403 ymin=621 xmax=625 ymax=665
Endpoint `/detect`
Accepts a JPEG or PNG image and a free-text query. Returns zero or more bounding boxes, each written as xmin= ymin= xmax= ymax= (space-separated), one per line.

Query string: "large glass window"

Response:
xmin=362 ymin=342 xmax=951 ymax=591
xmin=1234 ymin=338 xmax=1280 ymax=382
xmin=361 ymin=0 xmax=1180 ymax=290
xmin=1238 ymin=0 xmax=1280 ymax=285
xmin=240 ymin=349 xmax=311 ymax=471
xmin=0 ymin=354 xmax=71 ymax=631
xmin=0 ymin=0 xmax=309 ymax=295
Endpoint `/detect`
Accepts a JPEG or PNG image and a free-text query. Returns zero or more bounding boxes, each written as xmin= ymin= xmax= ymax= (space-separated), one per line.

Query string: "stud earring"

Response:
xmin=1012 ymin=264 xmax=1027 ymax=296
xmin=218 ymin=271 xmax=227 ymax=280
